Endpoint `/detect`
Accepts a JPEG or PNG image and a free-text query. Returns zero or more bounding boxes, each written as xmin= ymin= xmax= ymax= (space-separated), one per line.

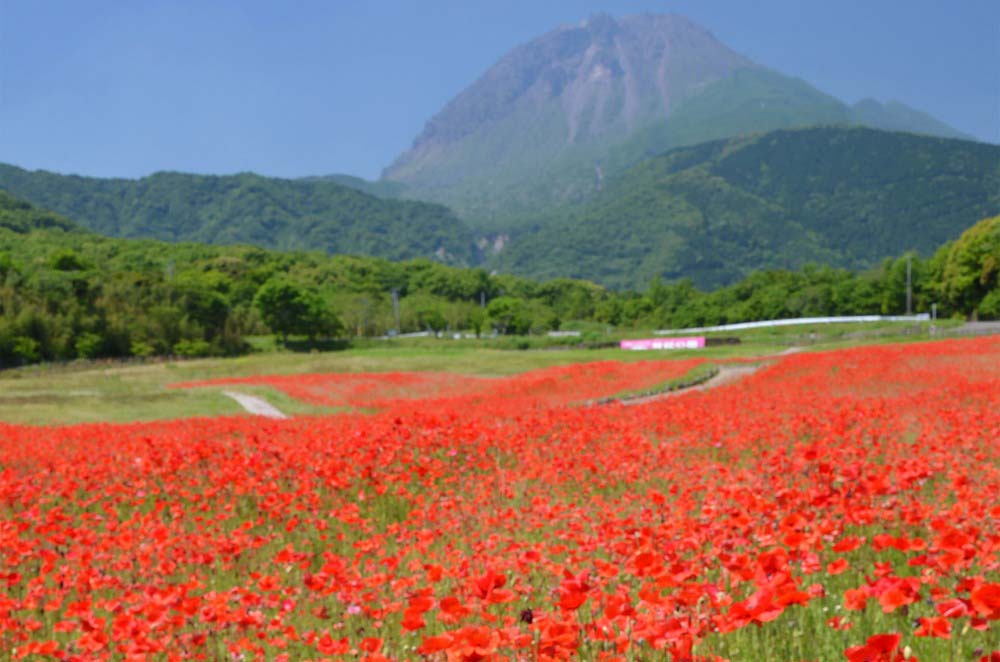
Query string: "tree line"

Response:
xmin=0 ymin=191 xmax=996 ymax=367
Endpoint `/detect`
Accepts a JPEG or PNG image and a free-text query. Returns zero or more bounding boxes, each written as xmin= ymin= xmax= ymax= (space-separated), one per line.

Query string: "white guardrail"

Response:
xmin=654 ymin=314 xmax=931 ymax=335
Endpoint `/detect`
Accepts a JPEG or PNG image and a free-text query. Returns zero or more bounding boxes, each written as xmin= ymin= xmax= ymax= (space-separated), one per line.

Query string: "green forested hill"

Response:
xmin=3 ymin=125 xmax=997 ymax=295
xmin=0 ymin=165 xmax=477 ymax=265
xmin=494 ymin=127 xmax=1000 ymax=289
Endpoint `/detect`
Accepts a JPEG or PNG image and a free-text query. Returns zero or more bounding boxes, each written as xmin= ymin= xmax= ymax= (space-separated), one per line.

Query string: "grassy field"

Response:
xmin=0 ymin=320 xmax=956 ymax=425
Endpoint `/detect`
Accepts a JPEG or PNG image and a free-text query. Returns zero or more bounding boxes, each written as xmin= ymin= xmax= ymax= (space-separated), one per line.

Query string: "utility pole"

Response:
xmin=905 ymin=254 xmax=912 ymax=316
xmin=391 ymin=288 xmax=400 ymax=334
xmin=480 ymin=291 xmax=486 ymax=309
xmin=165 ymin=259 xmax=176 ymax=305
xmin=359 ymin=296 xmax=369 ymax=337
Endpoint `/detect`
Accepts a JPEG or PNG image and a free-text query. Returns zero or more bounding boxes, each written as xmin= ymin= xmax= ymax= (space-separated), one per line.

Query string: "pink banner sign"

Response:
xmin=620 ymin=337 xmax=706 ymax=351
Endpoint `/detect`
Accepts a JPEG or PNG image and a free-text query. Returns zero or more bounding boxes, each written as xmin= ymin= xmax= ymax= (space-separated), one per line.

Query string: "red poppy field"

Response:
xmin=1 ymin=338 xmax=998 ymax=661
xmin=169 ymin=358 xmax=708 ymax=409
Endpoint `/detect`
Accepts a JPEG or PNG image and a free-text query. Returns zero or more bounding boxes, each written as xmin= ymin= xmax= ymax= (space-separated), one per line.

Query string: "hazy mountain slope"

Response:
xmin=0 ymin=165 xmax=476 ymax=265
xmin=850 ymin=99 xmax=974 ymax=141
xmin=382 ymin=13 xmax=973 ymax=227
xmin=299 ymin=174 xmax=408 ymax=199
xmin=600 ymin=68 xmax=852 ymax=175
xmin=493 ymin=127 xmax=1000 ymax=289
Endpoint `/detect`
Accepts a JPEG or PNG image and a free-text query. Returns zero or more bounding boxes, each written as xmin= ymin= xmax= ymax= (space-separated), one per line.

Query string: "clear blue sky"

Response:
xmin=1 ymin=0 xmax=997 ymax=180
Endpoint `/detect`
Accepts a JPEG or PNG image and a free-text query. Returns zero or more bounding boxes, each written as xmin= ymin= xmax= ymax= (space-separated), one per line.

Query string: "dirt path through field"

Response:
xmin=614 ymin=346 xmax=805 ymax=406
xmin=618 ymin=363 xmax=763 ymax=406
xmin=217 ymin=347 xmax=803 ymax=416
xmin=222 ymin=391 xmax=289 ymax=419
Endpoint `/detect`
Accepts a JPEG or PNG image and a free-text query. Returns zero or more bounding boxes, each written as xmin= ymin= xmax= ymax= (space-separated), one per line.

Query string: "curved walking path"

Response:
xmin=222 ymin=391 xmax=289 ymax=419
xmin=614 ymin=347 xmax=801 ymax=406
xmin=618 ymin=363 xmax=762 ymax=406
xmin=218 ymin=346 xmax=802 ymax=416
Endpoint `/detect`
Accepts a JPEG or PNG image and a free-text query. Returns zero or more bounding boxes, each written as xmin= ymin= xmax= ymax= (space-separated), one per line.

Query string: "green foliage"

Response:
xmin=13 ymin=336 xmax=41 ymax=362
xmin=172 ymin=272 xmax=232 ymax=336
xmin=172 ymin=339 xmax=213 ymax=358
xmin=939 ymin=215 xmax=1000 ymax=319
xmin=253 ymin=278 xmax=340 ymax=342
xmin=130 ymin=341 xmax=156 ymax=358
xmin=0 ymin=190 xmax=995 ymax=369
xmin=979 ymin=289 xmax=1000 ymax=319
xmin=486 ymin=296 xmax=533 ymax=335
xmin=495 ymin=127 xmax=1000 ymax=289
xmin=0 ymin=166 xmax=476 ymax=265
xmin=50 ymin=249 xmax=88 ymax=271
xmin=0 ymin=189 xmax=79 ymax=233
xmin=410 ymin=299 xmax=447 ymax=333
xmin=5 ymin=123 xmax=994 ymax=298
xmin=74 ymin=333 xmax=103 ymax=359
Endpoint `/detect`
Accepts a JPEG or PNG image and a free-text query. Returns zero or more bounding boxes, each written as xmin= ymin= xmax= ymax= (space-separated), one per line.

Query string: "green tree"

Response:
xmin=171 ymin=273 xmax=232 ymax=339
xmin=978 ymin=289 xmax=1000 ymax=319
xmin=416 ymin=304 xmax=447 ymax=333
xmin=50 ymin=249 xmax=88 ymax=271
xmin=939 ymin=216 xmax=1000 ymax=318
xmin=466 ymin=305 xmax=486 ymax=337
xmin=74 ymin=332 xmax=103 ymax=359
xmin=486 ymin=296 xmax=532 ymax=335
xmin=253 ymin=278 xmax=340 ymax=342
xmin=173 ymin=339 xmax=213 ymax=358
xmin=594 ymin=298 xmax=622 ymax=326
xmin=13 ymin=336 xmax=41 ymax=363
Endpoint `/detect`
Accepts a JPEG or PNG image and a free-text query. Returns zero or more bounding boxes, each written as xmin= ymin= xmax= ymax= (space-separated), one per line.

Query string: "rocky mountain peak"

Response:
xmin=384 ymin=14 xmax=754 ymax=182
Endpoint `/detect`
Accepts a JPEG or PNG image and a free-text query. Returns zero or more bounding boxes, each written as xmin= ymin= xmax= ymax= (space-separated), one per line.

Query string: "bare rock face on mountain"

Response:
xmin=400 ymin=14 xmax=750 ymax=153
xmin=383 ymin=14 xmax=755 ymax=223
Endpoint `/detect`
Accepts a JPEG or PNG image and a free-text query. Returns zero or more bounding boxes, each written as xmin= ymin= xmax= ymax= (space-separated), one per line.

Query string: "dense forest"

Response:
xmin=496 ymin=127 xmax=1000 ymax=288
xmin=1 ymin=191 xmax=996 ymax=367
xmin=0 ymin=164 xmax=478 ymax=265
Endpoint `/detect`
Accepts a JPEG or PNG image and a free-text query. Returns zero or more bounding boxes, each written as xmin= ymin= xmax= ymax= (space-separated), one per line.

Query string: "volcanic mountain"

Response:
xmin=381 ymin=13 xmax=971 ymax=226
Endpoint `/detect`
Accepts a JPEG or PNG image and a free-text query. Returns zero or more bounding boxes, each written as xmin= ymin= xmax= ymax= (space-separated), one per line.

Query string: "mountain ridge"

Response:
xmin=491 ymin=126 xmax=1000 ymax=289
xmin=3 ymin=124 xmax=995 ymax=293
xmin=0 ymin=164 xmax=478 ymax=265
